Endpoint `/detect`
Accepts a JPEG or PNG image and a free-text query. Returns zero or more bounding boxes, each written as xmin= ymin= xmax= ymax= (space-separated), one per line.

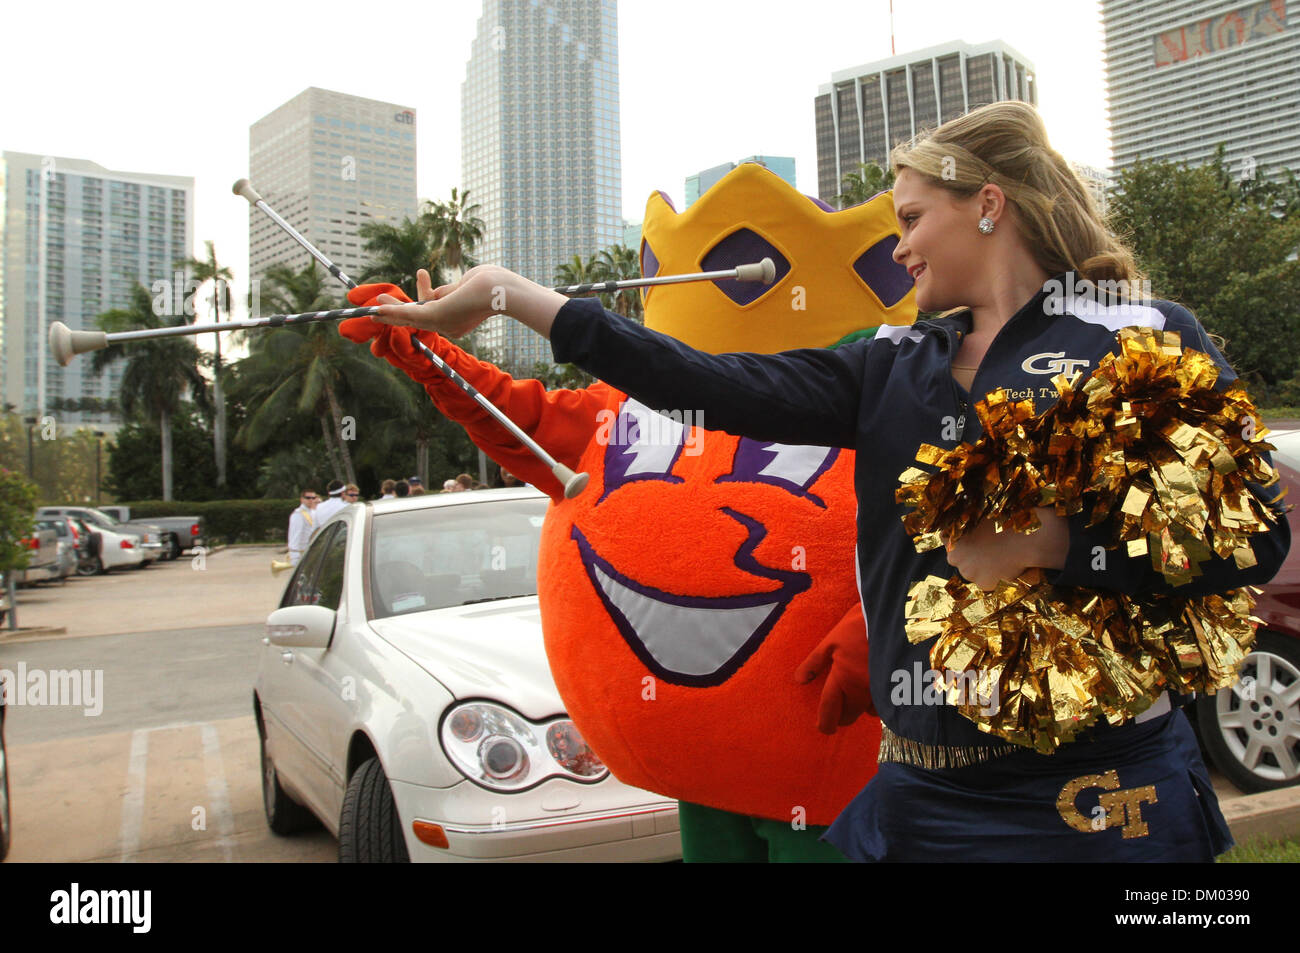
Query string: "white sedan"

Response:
xmin=254 ymin=488 xmax=680 ymax=862
xmin=79 ymin=522 xmax=145 ymax=574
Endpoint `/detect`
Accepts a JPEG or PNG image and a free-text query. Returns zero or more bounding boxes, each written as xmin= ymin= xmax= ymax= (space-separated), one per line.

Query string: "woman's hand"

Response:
xmin=373 ymin=265 xmax=569 ymax=339
xmin=945 ymin=506 xmax=1070 ymax=590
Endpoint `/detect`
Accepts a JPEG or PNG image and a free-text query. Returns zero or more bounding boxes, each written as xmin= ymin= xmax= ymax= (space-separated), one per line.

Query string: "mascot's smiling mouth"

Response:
xmin=569 ymin=507 xmax=811 ymax=687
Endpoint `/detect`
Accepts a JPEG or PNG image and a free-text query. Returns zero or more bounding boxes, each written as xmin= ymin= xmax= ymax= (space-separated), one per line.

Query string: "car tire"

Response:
xmin=76 ymin=558 xmax=103 ymax=577
xmin=1196 ymin=629 xmax=1300 ymax=793
xmin=260 ymin=729 xmax=319 ymax=835
xmin=169 ymin=538 xmax=182 ymax=560
xmin=338 ymin=757 xmax=410 ymax=863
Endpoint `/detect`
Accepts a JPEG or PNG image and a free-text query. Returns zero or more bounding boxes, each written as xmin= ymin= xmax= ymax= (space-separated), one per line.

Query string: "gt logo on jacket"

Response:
xmin=1021 ymin=352 xmax=1091 ymax=376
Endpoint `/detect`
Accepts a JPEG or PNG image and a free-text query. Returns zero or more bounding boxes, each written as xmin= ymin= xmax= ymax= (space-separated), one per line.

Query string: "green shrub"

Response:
xmin=0 ymin=467 xmax=38 ymax=573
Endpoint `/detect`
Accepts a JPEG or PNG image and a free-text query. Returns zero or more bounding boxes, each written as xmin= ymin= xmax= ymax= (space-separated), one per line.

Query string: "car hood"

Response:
xmin=367 ymin=598 xmax=564 ymax=720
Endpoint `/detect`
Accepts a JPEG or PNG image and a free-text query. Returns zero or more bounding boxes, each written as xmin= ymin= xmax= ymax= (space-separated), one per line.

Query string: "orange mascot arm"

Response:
xmin=341 ymin=283 xmax=607 ymax=501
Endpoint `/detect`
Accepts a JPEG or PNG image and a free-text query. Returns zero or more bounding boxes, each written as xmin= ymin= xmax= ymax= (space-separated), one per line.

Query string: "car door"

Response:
xmin=276 ymin=521 xmax=352 ymax=822
xmin=260 ymin=526 xmax=336 ymax=795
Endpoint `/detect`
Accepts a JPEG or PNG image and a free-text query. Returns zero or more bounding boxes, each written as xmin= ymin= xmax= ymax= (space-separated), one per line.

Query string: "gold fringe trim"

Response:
xmin=877 ymin=723 xmax=1018 ymax=771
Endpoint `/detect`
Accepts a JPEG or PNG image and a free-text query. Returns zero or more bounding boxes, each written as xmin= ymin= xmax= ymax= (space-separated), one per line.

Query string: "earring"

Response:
xmin=978 ymin=217 xmax=995 ymax=235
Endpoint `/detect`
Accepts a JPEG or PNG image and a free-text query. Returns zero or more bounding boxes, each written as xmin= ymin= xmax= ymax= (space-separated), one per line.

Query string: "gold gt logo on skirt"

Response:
xmin=1057 ymin=770 xmax=1159 ymax=839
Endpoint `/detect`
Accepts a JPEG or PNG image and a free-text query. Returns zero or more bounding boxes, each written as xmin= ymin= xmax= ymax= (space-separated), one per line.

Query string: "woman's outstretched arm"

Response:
xmin=375 ymin=265 xmax=868 ymax=449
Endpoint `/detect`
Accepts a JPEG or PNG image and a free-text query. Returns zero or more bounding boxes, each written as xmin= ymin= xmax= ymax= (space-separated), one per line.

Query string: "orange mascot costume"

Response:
xmin=342 ymin=164 xmax=917 ymax=860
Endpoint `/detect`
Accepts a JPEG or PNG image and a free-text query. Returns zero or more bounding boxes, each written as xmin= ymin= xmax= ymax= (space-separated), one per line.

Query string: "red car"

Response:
xmin=1191 ymin=426 xmax=1300 ymax=792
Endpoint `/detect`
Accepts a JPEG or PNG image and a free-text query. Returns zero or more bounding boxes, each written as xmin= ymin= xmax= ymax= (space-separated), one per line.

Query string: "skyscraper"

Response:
xmin=1103 ymin=0 xmax=1299 ymax=184
xmin=248 ymin=87 xmax=418 ymax=288
xmin=0 ymin=151 xmax=192 ymax=425
xmin=463 ymin=0 xmax=622 ymax=368
xmin=814 ymin=40 xmax=1037 ymax=205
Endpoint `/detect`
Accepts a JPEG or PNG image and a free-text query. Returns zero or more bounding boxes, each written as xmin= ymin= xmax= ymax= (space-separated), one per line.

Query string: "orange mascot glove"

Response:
xmin=339 ymin=283 xmax=441 ymax=375
xmin=794 ymin=604 xmax=875 ymax=734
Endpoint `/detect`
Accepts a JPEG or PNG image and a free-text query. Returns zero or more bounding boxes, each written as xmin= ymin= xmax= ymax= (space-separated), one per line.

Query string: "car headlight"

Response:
xmin=440 ymin=701 xmax=607 ymax=792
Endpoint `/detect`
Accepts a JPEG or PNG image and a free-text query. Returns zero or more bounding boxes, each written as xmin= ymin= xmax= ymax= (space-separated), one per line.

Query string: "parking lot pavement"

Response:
xmin=7 ymin=716 xmax=335 ymax=862
xmin=9 ymin=547 xmax=288 ymax=640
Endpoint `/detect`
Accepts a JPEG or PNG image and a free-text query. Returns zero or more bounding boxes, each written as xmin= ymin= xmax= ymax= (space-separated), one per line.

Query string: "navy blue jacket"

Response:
xmin=550 ymin=277 xmax=1290 ymax=748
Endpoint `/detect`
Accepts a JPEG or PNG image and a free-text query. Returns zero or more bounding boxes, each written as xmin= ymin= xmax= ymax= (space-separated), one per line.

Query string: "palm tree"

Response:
xmin=554 ymin=253 xmax=603 ymax=289
xmin=596 ymin=243 xmax=644 ymax=322
xmin=358 ymin=218 xmax=446 ymax=301
xmin=837 ymin=162 xmax=896 ymax=209
xmin=423 ymin=187 xmax=485 ymax=280
xmin=92 ymin=285 xmax=211 ymax=501
xmin=179 ymin=241 xmax=233 ymax=488
xmin=233 ymin=262 xmax=410 ymax=486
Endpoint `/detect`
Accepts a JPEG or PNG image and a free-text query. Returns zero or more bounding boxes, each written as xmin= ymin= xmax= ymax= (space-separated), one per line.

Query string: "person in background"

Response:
xmin=379 ymin=479 xmax=397 ymax=500
xmin=442 ymin=479 xmax=459 ymax=493
xmin=343 ymin=484 xmax=361 ymax=504
xmin=456 ymin=473 xmax=475 ymax=491
xmin=287 ymin=488 xmax=318 ymax=566
xmin=312 ymin=480 xmax=348 ymax=536
xmin=394 ymin=480 xmax=410 ymax=498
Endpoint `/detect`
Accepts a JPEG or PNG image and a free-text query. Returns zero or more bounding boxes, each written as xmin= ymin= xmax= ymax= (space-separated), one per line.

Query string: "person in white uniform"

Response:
xmin=287 ymin=488 xmax=319 ymax=566
xmin=312 ymin=480 xmax=347 ymax=537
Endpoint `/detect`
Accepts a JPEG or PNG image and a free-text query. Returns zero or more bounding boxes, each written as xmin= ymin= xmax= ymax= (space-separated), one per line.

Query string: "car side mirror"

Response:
xmin=266 ymin=604 xmax=336 ymax=648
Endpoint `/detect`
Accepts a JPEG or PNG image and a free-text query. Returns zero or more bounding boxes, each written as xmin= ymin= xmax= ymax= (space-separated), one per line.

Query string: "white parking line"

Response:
xmin=118 ymin=729 xmax=149 ymax=863
xmin=201 ymin=723 xmax=237 ymax=862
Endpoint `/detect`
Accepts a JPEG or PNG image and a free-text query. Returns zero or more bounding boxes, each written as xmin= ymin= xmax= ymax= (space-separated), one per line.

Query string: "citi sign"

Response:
xmin=394 ymin=110 xmax=415 ymax=124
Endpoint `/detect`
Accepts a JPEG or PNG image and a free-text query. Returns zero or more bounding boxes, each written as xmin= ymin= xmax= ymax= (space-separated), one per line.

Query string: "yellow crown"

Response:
xmin=640 ymin=162 xmax=916 ymax=353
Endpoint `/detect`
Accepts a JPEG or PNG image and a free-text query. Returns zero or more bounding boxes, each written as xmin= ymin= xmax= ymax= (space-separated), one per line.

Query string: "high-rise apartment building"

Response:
xmin=686 ymin=156 xmax=796 ymax=207
xmin=1072 ymin=161 xmax=1112 ymax=215
xmin=0 ymin=151 xmax=192 ymax=424
xmin=248 ymin=87 xmax=418 ymax=287
xmin=1103 ymin=0 xmax=1299 ymax=183
xmin=463 ymin=0 xmax=622 ymax=369
xmin=814 ymin=40 xmax=1037 ymax=204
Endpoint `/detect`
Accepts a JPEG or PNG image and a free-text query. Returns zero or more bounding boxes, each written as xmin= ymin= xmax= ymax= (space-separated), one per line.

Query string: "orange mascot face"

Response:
xmin=537 ymin=165 xmax=915 ymax=823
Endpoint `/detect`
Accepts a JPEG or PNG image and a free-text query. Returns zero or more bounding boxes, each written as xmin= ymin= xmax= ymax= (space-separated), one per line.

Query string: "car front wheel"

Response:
xmin=76 ymin=558 xmax=103 ymax=577
xmin=1196 ymin=630 xmax=1300 ymax=793
xmin=259 ymin=729 xmax=319 ymax=835
xmin=338 ymin=757 xmax=410 ymax=863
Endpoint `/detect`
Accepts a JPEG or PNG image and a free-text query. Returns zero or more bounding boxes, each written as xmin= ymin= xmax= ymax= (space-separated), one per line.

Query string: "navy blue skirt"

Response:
xmin=824 ymin=710 xmax=1232 ymax=862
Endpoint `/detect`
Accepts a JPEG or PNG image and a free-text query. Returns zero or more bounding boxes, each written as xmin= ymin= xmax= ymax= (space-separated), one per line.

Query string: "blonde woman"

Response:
xmin=351 ymin=102 xmax=1288 ymax=861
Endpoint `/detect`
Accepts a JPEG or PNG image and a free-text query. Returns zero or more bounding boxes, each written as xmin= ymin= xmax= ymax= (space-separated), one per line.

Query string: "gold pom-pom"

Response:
xmin=898 ymin=327 xmax=1281 ymax=751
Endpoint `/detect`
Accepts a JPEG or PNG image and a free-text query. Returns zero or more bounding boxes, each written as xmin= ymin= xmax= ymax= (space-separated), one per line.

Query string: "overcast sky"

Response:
xmin=1 ymin=0 xmax=1108 ymax=316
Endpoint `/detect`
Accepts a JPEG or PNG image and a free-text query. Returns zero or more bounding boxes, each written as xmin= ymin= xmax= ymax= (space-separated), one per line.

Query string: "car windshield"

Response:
xmin=1269 ymin=430 xmax=1300 ymax=473
xmin=369 ymin=496 xmax=548 ymax=619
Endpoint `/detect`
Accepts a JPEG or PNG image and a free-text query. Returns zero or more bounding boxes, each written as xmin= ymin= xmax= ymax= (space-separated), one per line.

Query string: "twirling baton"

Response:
xmin=46 ymin=181 xmax=776 ymax=499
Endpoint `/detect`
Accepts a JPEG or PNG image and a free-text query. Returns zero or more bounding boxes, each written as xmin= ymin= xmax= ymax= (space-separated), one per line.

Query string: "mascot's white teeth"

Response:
xmin=589 ymin=563 xmax=781 ymax=677
xmin=570 ymin=511 xmax=811 ymax=687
